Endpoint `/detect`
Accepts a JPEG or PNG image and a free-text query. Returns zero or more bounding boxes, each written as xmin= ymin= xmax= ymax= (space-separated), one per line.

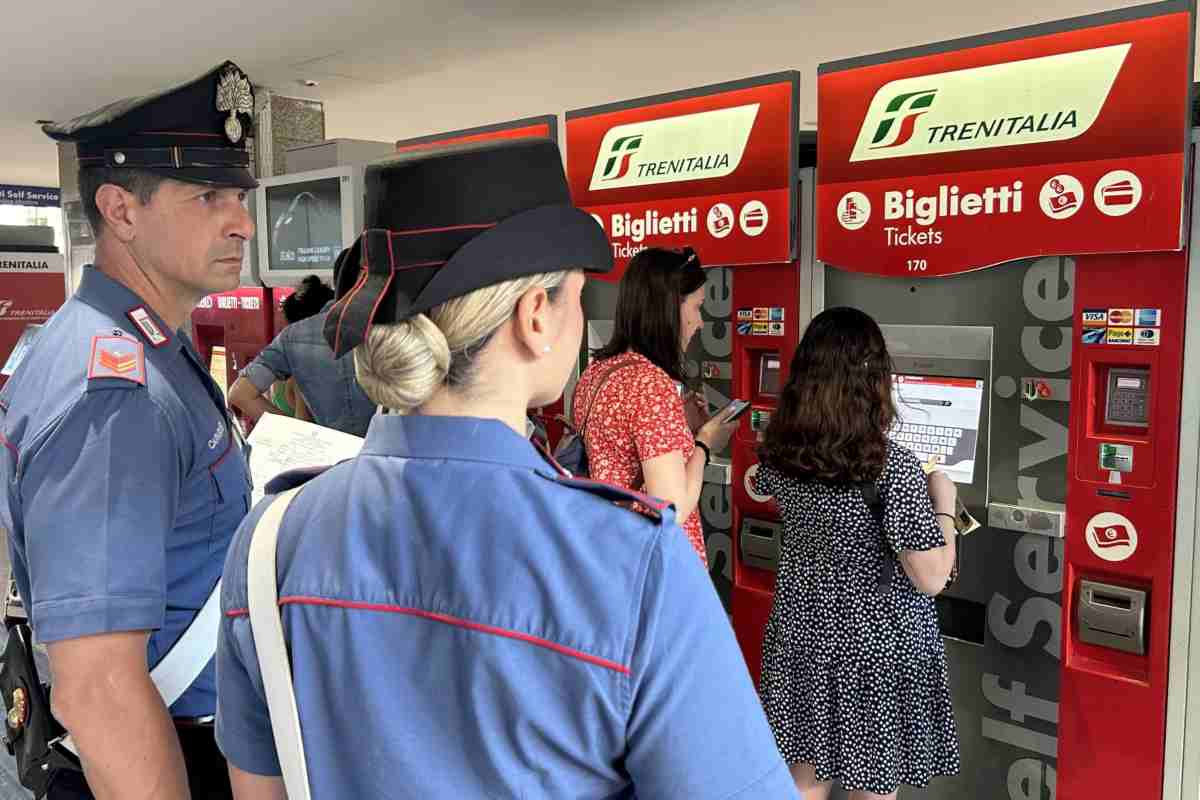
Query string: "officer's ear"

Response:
xmin=512 ymin=284 xmax=555 ymax=360
xmin=93 ymin=184 xmax=141 ymax=243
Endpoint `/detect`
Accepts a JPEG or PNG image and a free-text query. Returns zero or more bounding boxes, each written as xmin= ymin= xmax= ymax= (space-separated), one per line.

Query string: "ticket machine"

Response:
xmin=814 ymin=4 xmax=1199 ymax=798
xmin=728 ymin=265 xmax=801 ymax=685
xmin=726 ymin=131 xmax=820 ymax=684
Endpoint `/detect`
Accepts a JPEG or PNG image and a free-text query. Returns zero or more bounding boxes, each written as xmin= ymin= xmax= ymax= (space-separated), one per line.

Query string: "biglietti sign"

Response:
xmin=568 ymin=73 xmax=799 ymax=280
xmin=817 ymin=3 xmax=1192 ymax=277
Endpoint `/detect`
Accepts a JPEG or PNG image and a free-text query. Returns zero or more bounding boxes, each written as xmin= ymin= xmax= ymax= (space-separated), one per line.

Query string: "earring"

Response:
xmin=543 ymin=345 xmax=552 ymax=353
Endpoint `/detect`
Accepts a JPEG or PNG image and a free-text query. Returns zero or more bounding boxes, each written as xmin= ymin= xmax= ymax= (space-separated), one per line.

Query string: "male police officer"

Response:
xmin=0 ymin=62 xmax=256 ymax=799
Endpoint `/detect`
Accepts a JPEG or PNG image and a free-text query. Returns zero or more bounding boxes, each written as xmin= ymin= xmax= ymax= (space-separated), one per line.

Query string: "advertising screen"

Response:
xmin=266 ymin=177 xmax=343 ymax=272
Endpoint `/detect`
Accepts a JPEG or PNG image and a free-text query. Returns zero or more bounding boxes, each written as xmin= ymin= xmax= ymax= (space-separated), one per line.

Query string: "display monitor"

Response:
xmin=254 ymin=165 xmax=366 ymax=288
xmin=758 ymin=353 xmax=781 ymax=397
xmin=890 ymin=374 xmax=985 ymax=484
xmin=266 ymin=177 xmax=343 ymax=271
xmin=1 ymin=324 xmax=43 ymax=377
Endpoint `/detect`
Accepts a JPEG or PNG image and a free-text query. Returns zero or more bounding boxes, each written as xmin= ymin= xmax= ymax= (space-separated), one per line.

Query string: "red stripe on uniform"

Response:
xmin=225 ymin=596 xmax=631 ymax=675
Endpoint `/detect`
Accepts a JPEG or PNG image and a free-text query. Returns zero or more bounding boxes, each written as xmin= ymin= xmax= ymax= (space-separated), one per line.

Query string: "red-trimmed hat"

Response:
xmin=324 ymin=138 xmax=612 ymax=358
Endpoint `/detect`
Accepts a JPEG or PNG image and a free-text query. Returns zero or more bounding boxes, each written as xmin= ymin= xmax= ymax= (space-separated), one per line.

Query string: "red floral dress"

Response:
xmin=571 ymin=351 xmax=706 ymax=564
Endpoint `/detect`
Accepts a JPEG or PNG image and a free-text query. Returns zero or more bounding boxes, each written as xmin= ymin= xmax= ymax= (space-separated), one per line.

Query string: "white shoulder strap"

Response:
xmin=150 ymin=578 xmax=222 ymax=709
xmin=247 ymin=486 xmax=311 ymax=800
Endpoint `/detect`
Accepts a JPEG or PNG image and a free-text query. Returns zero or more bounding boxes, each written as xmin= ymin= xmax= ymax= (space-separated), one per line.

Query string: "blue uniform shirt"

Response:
xmin=0 ymin=266 xmax=251 ymax=717
xmin=239 ymin=302 xmax=375 ymax=437
xmin=217 ymin=414 xmax=797 ymax=799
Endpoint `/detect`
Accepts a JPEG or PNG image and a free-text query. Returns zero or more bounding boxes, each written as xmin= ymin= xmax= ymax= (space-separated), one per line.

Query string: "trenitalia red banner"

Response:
xmin=567 ymin=73 xmax=800 ymax=281
xmin=817 ymin=2 xmax=1193 ymax=277
xmin=395 ymin=115 xmax=557 ymax=153
xmin=0 ymin=252 xmax=66 ymax=387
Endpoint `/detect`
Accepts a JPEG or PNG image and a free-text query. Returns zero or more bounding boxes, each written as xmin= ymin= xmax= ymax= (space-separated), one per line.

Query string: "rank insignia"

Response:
xmin=88 ymin=336 xmax=146 ymax=385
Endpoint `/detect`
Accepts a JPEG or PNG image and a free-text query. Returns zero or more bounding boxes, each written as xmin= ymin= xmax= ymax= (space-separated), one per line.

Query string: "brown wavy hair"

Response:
xmin=759 ymin=307 xmax=896 ymax=484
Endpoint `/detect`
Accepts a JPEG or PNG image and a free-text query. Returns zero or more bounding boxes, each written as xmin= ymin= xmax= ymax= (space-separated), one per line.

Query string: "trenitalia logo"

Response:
xmin=870 ymin=90 xmax=937 ymax=149
xmin=600 ymin=136 xmax=643 ymax=181
xmin=589 ymin=104 xmax=759 ymax=190
xmin=849 ymin=43 xmax=1131 ymax=162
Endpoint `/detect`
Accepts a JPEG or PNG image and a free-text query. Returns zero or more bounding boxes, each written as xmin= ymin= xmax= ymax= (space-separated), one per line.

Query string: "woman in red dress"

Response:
xmin=571 ymin=247 xmax=739 ymax=564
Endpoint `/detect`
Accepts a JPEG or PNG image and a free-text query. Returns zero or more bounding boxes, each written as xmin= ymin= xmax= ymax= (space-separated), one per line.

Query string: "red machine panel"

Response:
xmin=191 ymin=286 xmax=275 ymax=391
xmin=729 ymin=263 xmax=801 ymax=686
xmin=0 ymin=253 xmax=65 ymax=390
xmin=1061 ymin=249 xmax=1187 ymax=798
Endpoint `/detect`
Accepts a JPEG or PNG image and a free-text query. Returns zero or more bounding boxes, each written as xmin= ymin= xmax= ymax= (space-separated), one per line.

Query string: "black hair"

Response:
xmin=759 ymin=307 xmax=896 ymax=484
xmin=78 ymin=168 xmax=167 ymax=235
xmin=592 ymin=247 xmax=706 ymax=382
xmin=282 ymin=275 xmax=335 ymax=324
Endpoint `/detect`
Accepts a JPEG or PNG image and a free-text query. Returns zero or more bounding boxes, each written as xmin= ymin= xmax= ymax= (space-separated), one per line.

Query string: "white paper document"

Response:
xmin=246 ymin=414 xmax=365 ymax=506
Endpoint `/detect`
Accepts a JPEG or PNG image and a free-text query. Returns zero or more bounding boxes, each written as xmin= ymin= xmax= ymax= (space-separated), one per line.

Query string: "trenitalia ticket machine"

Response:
xmin=814 ymin=5 xmax=1200 ymax=798
xmin=727 ymin=134 xmax=820 ymax=685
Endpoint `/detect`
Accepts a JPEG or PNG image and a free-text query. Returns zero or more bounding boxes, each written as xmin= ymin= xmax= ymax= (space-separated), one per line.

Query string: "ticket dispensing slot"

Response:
xmin=740 ymin=517 xmax=782 ymax=572
xmin=1077 ymin=580 xmax=1147 ymax=655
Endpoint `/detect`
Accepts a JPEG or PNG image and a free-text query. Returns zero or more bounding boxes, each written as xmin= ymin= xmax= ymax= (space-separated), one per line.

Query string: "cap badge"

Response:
xmin=215 ymin=67 xmax=254 ymax=144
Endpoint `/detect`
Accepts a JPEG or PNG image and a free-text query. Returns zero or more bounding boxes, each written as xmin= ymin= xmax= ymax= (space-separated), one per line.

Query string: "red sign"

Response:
xmin=816 ymin=3 xmax=1192 ymax=277
xmin=0 ymin=252 xmax=66 ymax=388
xmin=566 ymin=73 xmax=799 ymax=280
xmin=395 ymin=115 xmax=557 ymax=153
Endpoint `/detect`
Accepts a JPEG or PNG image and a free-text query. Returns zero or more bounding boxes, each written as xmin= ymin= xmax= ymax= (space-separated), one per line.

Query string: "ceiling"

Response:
xmin=2 ymin=0 xmax=671 ymax=187
xmin=4 ymin=0 xmax=1198 ymax=189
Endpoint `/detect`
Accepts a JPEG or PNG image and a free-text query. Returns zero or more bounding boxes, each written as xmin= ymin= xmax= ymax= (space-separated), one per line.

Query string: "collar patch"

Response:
xmin=127 ymin=306 xmax=170 ymax=347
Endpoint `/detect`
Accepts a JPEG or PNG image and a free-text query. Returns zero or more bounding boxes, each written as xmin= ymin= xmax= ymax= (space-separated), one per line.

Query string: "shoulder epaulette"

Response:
xmin=86 ymin=333 xmax=146 ymax=388
xmin=538 ymin=471 xmax=675 ymax=526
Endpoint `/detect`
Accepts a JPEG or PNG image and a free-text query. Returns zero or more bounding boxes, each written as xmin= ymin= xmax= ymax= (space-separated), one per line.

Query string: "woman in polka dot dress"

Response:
xmin=754 ymin=307 xmax=961 ymax=799
xmin=571 ymin=247 xmax=738 ymax=564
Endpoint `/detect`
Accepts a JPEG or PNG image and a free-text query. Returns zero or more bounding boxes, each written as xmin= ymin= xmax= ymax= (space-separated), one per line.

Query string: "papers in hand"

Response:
xmin=246 ymin=415 xmax=364 ymax=507
xmin=954 ymin=497 xmax=981 ymax=536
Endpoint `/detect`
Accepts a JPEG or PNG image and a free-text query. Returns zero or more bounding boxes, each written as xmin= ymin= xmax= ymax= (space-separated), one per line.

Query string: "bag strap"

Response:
xmin=247 ymin=487 xmax=310 ymax=800
xmin=578 ymin=360 xmax=633 ymax=436
xmin=149 ymin=578 xmax=222 ymax=709
xmin=858 ymin=481 xmax=895 ymax=595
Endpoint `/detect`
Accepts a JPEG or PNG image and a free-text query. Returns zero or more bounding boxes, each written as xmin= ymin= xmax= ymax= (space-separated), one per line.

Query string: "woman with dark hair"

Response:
xmin=281 ymin=274 xmax=334 ymax=325
xmin=571 ymin=247 xmax=739 ymax=564
xmin=755 ymin=307 xmax=960 ymax=800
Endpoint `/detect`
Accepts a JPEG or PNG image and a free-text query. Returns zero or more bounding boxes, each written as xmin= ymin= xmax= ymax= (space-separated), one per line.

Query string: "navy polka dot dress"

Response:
xmin=754 ymin=442 xmax=961 ymax=794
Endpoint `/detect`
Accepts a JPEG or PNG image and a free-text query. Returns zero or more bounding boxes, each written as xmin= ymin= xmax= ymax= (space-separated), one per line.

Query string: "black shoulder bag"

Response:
xmin=553 ymin=362 xmax=631 ymax=478
xmin=858 ymin=482 xmax=895 ymax=596
xmin=859 ymin=483 xmax=960 ymax=595
xmin=0 ymin=578 xmax=80 ymax=798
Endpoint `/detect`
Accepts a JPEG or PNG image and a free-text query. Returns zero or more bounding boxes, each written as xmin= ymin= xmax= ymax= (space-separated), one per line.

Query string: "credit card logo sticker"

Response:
xmin=1106 ymin=327 xmax=1133 ymax=344
xmin=1135 ymin=308 xmax=1161 ymax=327
xmin=1134 ymin=328 xmax=1160 ymax=346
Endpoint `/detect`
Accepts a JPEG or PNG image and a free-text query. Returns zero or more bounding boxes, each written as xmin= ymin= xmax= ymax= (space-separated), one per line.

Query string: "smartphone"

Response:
xmin=719 ymin=399 xmax=752 ymax=422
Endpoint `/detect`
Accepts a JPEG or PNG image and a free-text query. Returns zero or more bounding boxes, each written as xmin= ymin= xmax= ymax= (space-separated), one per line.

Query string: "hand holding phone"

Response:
xmin=718 ymin=399 xmax=752 ymax=423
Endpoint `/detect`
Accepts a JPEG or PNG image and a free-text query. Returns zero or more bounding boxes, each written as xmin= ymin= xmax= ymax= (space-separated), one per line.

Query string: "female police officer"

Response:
xmin=215 ymin=140 xmax=799 ymax=799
